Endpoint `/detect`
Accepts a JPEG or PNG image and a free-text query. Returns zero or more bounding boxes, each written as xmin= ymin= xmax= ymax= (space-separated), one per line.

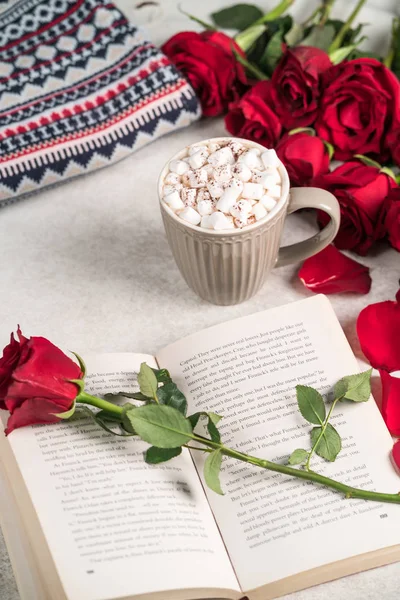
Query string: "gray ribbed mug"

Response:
xmin=158 ymin=137 xmax=340 ymax=306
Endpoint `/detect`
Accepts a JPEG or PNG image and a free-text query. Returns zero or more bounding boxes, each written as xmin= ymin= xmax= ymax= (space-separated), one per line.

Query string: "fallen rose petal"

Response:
xmin=392 ymin=439 xmax=400 ymax=474
xmin=357 ymin=301 xmax=400 ymax=371
xmin=380 ymin=370 xmax=400 ymax=436
xmin=298 ymin=245 xmax=371 ymax=294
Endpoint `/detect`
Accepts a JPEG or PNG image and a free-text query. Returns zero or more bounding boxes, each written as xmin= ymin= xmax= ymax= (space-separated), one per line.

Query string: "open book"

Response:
xmin=1 ymin=295 xmax=400 ymax=600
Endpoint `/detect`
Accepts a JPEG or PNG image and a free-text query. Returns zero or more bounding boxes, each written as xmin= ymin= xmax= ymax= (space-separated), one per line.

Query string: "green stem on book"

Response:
xmin=76 ymin=392 xmax=124 ymax=418
xmin=75 ymin=396 xmax=400 ymax=505
xmin=191 ymin=435 xmax=400 ymax=505
xmin=328 ymin=0 xmax=367 ymax=53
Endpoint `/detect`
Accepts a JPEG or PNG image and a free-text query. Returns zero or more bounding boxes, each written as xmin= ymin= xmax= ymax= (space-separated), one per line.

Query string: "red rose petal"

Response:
xmin=298 ymin=245 xmax=371 ymax=294
xmin=392 ymin=439 xmax=400 ymax=474
xmin=396 ymin=288 xmax=400 ymax=303
xmin=5 ymin=397 xmax=71 ymax=435
xmin=357 ymin=301 xmax=400 ymax=371
xmin=380 ymin=370 xmax=400 ymax=436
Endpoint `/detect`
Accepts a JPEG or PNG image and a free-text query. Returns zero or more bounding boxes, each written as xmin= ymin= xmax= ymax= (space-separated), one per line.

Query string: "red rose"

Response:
xmin=162 ymin=31 xmax=247 ymax=117
xmin=225 ymin=81 xmax=282 ymax=148
xmin=315 ymin=160 xmax=398 ymax=255
xmin=271 ymin=47 xmax=332 ymax=129
xmin=0 ymin=329 xmax=82 ymax=434
xmin=276 ymin=132 xmax=330 ymax=186
xmin=315 ymin=59 xmax=400 ymax=161
xmin=384 ymin=187 xmax=400 ymax=251
xmin=387 ymin=126 xmax=400 ymax=167
xmin=0 ymin=326 xmax=28 ymax=406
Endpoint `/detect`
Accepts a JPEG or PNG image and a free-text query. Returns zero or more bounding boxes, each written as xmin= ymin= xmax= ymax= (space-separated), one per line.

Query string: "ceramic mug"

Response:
xmin=158 ymin=137 xmax=340 ymax=306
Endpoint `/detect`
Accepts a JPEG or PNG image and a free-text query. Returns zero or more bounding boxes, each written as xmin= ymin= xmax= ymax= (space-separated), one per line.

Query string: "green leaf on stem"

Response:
xmin=329 ymin=44 xmax=358 ymax=64
xmin=104 ymin=391 xmax=148 ymax=401
xmin=234 ymin=24 xmax=266 ymax=53
xmin=188 ymin=411 xmax=222 ymax=442
xmin=53 ymin=399 xmax=76 ymax=420
xmin=96 ymin=410 xmax=124 ymax=423
xmin=211 ymin=4 xmax=263 ymax=30
xmin=334 ymin=369 xmax=372 ymax=402
xmin=296 ymin=385 xmax=326 ymax=424
xmin=138 ymin=362 xmax=158 ymax=399
xmin=121 ymin=404 xmax=137 ymax=434
xmin=310 ymin=423 xmax=342 ymax=461
xmin=323 ymin=140 xmax=335 ymax=159
xmin=380 ymin=166 xmax=397 ymax=182
xmin=285 ymin=22 xmax=304 ymax=46
xmin=71 ymin=352 xmax=86 ymax=377
xmin=288 ymin=449 xmax=309 ymax=465
xmin=204 ymin=449 xmax=224 ymax=495
xmin=259 ymin=29 xmax=285 ymax=74
xmin=354 ymin=154 xmax=381 ymax=169
xmin=152 ymin=368 xmax=172 ymax=384
xmin=288 ymin=127 xmax=315 ymax=136
xmin=157 ymin=382 xmax=188 ymax=415
xmin=78 ymin=406 xmax=134 ymax=437
xmin=128 ymin=405 xmax=193 ymax=448
xmin=145 ymin=446 xmax=182 ymax=464
xmin=300 ymin=24 xmax=336 ymax=50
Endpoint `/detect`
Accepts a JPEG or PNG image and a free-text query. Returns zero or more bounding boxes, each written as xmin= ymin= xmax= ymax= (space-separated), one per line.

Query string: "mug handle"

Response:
xmin=275 ymin=187 xmax=340 ymax=268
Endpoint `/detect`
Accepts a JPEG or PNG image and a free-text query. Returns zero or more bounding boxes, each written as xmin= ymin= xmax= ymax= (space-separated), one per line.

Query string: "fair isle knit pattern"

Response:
xmin=0 ymin=0 xmax=200 ymax=205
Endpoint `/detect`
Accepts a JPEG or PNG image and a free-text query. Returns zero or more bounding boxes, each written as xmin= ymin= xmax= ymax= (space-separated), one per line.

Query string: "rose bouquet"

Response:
xmin=162 ymin=0 xmax=400 ymax=262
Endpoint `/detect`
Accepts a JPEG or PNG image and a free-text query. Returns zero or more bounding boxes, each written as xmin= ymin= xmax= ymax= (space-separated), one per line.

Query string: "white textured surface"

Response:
xmin=1 ymin=1 xmax=400 ymax=599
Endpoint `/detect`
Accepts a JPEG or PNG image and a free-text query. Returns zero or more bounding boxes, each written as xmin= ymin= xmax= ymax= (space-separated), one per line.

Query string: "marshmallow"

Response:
xmin=163 ymin=183 xmax=182 ymax=196
xmin=230 ymin=200 xmax=252 ymax=219
xmin=181 ymin=187 xmax=197 ymax=207
xmin=261 ymin=149 xmax=280 ymax=168
xmin=165 ymin=172 xmax=181 ymax=185
xmin=227 ymin=140 xmax=246 ymax=158
xmin=169 ymin=159 xmax=190 ymax=175
xmin=209 ymin=211 xmax=234 ymax=230
xmin=197 ymin=188 xmax=213 ymax=203
xmin=242 ymin=182 xmax=263 ymax=200
xmin=197 ymin=199 xmax=214 ymax=216
xmin=253 ymin=202 xmax=268 ymax=221
xmin=260 ymin=195 xmax=277 ymax=211
xmin=268 ymin=184 xmax=282 ymax=199
xmin=216 ymin=190 xmax=239 ymax=213
xmin=208 ymin=147 xmax=235 ymax=167
xmin=232 ymin=162 xmax=252 ymax=182
xmin=184 ymin=168 xmax=208 ymax=188
xmin=213 ymin=164 xmax=232 ymax=184
xmin=238 ymin=150 xmax=263 ymax=169
xmin=203 ymin=163 xmax=215 ymax=177
xmin=252 ymin=170 xmax=280 ymax=188
xmin=207 ymin=180 xmax=224 ymax=199
xmin=189 ymin=148 xmax=209 ymax=170
xmin=188 ymin=144 xmax=207 ymax=156
xmin=208 ymin=141 xmax=221 ymax=153
xmin=164 ymin=190 xmax=184 ymax=211
xmin=178 ymin=206 xmax=201 ymax=225
xmin=200 ymin=215 xmax=213 ymax=229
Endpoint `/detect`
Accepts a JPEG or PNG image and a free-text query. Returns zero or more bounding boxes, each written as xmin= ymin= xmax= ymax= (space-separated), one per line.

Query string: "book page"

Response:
xmin=156 ymin=296 xmax=400 ymax=593
xmin=3 ymin=353 xmax=240 ymax=600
